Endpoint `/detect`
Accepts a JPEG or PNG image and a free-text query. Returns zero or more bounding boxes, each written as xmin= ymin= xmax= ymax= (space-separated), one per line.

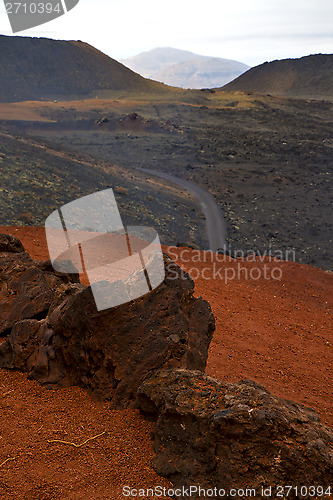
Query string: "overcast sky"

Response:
xmin=0 ymin=0 xmax=332 ymax=66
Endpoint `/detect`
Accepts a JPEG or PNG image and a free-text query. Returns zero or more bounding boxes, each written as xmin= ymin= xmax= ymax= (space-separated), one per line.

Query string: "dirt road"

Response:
xmin=139 ymin=168 xmax=227 ymax=252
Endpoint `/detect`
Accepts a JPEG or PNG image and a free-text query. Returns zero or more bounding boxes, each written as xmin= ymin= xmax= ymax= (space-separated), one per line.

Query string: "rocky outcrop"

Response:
xmin=0 ymin=233 xmax=25 ymax=253
xmin=136 ymin=369 xmax=333 ymax=498
xmin=0 ymin=237 xmax=81 ymax=336
xmin=0 ymin=235 xmax=215 ymax=407
xmin=1 ymin=233 xmax=332 ymax=494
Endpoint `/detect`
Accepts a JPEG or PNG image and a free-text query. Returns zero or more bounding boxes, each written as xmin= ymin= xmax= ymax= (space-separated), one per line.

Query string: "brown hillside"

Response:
xmin=0 ymin=35 xmax=166 ymax=103
xmin=223 ymin=54 xmax=333 ymax=99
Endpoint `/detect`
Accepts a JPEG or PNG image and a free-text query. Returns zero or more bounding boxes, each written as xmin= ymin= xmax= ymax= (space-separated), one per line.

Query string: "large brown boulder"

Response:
xmin=136 ymin=369 xmax=333 ymax=498
xmin=0 ymin=235 xmax=215 ymax=407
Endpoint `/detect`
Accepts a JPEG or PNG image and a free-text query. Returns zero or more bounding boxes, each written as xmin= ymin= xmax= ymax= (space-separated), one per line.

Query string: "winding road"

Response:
xmin=138 ymin=168 xmax=227 ymax=252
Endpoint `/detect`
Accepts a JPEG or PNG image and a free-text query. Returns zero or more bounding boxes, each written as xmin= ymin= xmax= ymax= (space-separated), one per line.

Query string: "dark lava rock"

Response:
xmin=0 ymin=236 xmax=215 ymax=407
xmin=0 ymin=319 xmax=43 ymax=371
xmin=0 ymin=233 xmax=25 ymax=253
xmin=136 ymin=369 xmax=333 ymax=497
xmin=0 ymin=251 xmax=56 ymax=335
xmin=0 ymin=251 xmax=83 ymax=336
xmin=36 ymin=259 xmax=81 ymax=285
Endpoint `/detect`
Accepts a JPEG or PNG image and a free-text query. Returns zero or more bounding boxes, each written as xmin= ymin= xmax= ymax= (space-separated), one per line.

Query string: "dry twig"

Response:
xmin=47 ymin=431 xmax=106 ymax=448
xmin=0 ymin=457 xmax=16 ymax=468
xmin=2 ymin=390 xmax=14 ymax=397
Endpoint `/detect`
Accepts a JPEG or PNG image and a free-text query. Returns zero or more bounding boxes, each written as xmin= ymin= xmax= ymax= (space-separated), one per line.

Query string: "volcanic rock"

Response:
xmin=0 ymin=249 xmax=82 ymax=337
xmin=136 ymin=369 xmax=333 ymax=497
xmin=0 ymin=251 xmax=56 ymax=335
xmin=0 ymin=236 xmax=215 ymax=407
xmin=0 ymin=233 xmax=25 ymax=253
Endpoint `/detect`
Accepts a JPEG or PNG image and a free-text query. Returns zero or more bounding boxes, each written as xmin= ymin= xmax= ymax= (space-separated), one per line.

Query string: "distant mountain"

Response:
xmin=222 ymin=54 xmax=333 ymax=100
xmin=120 ymin=47 xmax=250 ymax=89
xmin=0 ymin=35 xmax=165 ymax=103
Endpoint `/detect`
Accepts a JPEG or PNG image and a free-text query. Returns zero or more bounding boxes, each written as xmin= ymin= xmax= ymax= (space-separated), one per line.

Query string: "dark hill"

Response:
xmin=222 ymin=54 xmax=333 ymax=100
xmin=0 ymin=35 xmax=165 ymax=102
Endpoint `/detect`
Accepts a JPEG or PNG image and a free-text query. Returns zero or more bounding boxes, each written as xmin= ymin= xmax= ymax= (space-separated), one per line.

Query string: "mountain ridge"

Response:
xmin=121 ymin=47 xmax=249 ymax=88
xmin=222 ymin=53 xmax=333 ymax=99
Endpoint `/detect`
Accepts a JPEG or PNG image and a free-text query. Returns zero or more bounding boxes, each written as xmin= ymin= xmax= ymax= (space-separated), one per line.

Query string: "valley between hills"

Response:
xmin=1 ymin=88 xmax=332 ymax=270
xmin=0 ymin=35 xmax=332 ymax=499
xmin=0 ymin=35 xmax=332 ymax=270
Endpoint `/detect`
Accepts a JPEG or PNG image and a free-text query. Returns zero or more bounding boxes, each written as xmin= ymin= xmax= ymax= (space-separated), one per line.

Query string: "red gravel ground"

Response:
xmin=0 ymin=226 xmax=332 ymax=500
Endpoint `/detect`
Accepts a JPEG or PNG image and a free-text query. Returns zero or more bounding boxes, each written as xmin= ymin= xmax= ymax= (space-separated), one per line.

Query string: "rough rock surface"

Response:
xmin=0 ymin=235 xmax=215 ymax=406
xmin=0 ymin=233 xmax=25 ymax=253
xmin=136 ymin=369 xmax=333 ymax=497
xmin=0 ymin=243 xmax=81 ymax=336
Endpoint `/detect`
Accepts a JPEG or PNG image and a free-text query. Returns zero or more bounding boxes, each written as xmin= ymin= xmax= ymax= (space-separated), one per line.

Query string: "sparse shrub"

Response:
xmin=18 ymin=212 xmax=34 ymax=224
xmin=114 ymin=186 xmax=129 ymax=196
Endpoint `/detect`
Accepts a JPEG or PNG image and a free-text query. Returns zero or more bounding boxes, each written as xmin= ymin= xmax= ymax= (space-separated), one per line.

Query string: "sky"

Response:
xmin=0 ymin=0 xmax=332 ymax=66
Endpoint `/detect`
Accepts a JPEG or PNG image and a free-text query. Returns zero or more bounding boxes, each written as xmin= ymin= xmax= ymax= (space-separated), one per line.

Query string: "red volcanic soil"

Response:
xmin=0 ymin=226 xmax=332 ymax=500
